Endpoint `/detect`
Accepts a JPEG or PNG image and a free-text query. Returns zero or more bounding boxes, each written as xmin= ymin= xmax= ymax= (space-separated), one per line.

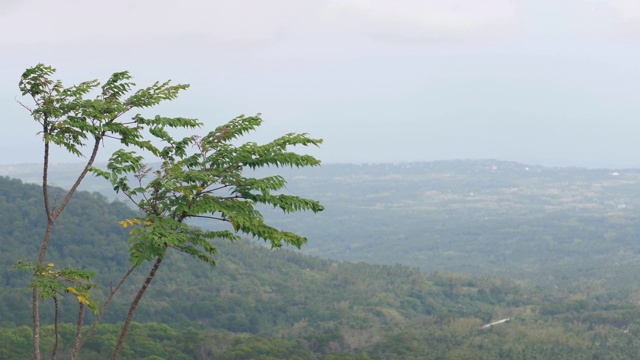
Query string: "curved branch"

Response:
xmin=190 ymin=215 xmax=230 ymax=222
xmin=103 ymin=134 xmax=123 ymax=140
xmin=75 ymin=264 xmax=137 ymax=355
xmin=15 ymin=97 xmax=34 ymax=113
xmin=52 ymin=135 xmax=104 ymax=220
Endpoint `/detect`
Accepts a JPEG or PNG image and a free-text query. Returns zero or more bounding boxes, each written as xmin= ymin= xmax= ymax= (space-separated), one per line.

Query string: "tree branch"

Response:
xmin=52 ymin=136 xmax=103 ymax=220
xmin=76 ymin=265 xmax=137 ymax=353
xmin=15 ymin=97 xmax=34 ymax=113
xmin=69 ymin=303 xmax=85 ymax=360
xmin=191 ymin=215 xmax=230 ymax=222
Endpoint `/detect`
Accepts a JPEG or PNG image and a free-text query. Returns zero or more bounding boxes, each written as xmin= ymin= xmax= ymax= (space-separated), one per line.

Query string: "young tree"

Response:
xmin=92 ymin=114 xmax=323 ymax=359
xmin=18 ymin=64 xmax=323 ymax=359
xmin=18 ymin=64 xmax=198 ymax=360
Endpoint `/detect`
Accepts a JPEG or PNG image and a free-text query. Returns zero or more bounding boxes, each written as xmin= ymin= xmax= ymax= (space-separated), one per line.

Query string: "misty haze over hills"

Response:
xmin=4 ymin=158 xmax=640 ymax=291
xmin=6 ymin=159 xmax=640 ymax=357
xmin=4 ymin=1 xmax=640 ymax=357
xmin=5 ymin=1 xmax=640 ymax=170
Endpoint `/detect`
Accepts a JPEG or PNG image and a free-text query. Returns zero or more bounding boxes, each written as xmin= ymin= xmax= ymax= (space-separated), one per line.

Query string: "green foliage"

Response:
xmin=20 ymin=63 xmax=327 ymax=358
xmin=92 ymin=110 xmax=324 ymax=358
xmin=19 ymin=63 xmax=197 ymax=157
xmin=14 ymin=261 xmax=99 ymax=315
xmin=5 ymin=176 xmax=640 ymax=358
xmin=92 ymin=114 xmax=323 ymax=268
xmin=17 ymin=63 xmax=204 ymax=359
xmin=15 ymin=63 xmax=325 ymax=360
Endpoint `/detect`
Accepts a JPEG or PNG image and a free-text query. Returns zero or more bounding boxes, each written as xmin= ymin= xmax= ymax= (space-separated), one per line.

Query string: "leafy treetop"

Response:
xmin=92 ymin=114 xmax=324 ymax=267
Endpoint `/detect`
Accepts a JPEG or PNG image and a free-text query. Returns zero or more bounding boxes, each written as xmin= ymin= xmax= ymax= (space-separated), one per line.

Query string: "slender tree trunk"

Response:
xmin=31 ymin=289 xmax=40 ymax=360
xmin=69 ymin=303 xmax=85 ymax=360
xmin=52 ymin=296 xmax=59 ymax=360
xmin=32 ymin=137 xmax=51 ymax=360
xmin=32 ymin=137 xmax=101 ymax=360
xmin=111 ymin=256 xmax=164 ymax=360
xmin=72 ymin=265 xmax=137 ymax=359
xmin=32 ymin=213 xmax=55 ymax=360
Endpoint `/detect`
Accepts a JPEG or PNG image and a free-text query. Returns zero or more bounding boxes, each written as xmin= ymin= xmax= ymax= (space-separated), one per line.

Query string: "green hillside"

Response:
xmin=6 ymin=160 xmax=640 ymax=294
xmin=3 ymin=174 xmax=640 ymax=358
xmin=255 ymin=160 xmax=640 ymax=292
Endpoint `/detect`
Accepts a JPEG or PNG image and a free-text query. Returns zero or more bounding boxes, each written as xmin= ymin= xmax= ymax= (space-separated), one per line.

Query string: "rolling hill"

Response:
xmin=4 ymin=160 xmax=640 ymax=358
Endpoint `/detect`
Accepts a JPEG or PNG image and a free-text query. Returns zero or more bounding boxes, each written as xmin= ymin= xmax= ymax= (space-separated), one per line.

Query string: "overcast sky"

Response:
xmin=2 ymin=0 xmax=640 ymax=168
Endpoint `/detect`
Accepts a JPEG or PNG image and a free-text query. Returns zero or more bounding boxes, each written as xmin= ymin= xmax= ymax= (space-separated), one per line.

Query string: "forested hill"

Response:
xmin=6 ymin=160 xmax=640 ymax=294
xmin=256 ymin=160 xmax=640 ymax=293
xmin=7 ymin=159 xmax=640 ymax=292
xmin=4 ymin=174 xmax=640 ymax=358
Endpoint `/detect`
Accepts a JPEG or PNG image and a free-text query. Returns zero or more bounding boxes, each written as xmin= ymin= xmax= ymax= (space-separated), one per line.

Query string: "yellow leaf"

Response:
xmin=230 ymin=220 xmax=239 ymax=233
xmin=67 ymin=287 xmax=80 ymax=295
xmin=47 ymin=263 xmax=54 ymax=267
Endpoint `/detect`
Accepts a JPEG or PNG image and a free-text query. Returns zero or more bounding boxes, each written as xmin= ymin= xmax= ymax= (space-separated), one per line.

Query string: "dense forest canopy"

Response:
xmin=4 ymin=160 xmax=640 ymax=358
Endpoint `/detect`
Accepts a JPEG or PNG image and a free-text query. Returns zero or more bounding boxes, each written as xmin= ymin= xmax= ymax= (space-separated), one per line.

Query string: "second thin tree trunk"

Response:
xmin=110 ymin=256 xmax=164 ymax=360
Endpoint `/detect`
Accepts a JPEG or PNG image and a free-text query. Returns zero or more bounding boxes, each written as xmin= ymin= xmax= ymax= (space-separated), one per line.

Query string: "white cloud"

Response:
xmin=605 ymin=0 xmax=640 ymax=22
xmin=1 ymin=0 xmax=521 ymax=48
xmin=321 ymin=0 xmax=518 ymax=42
xmin=531 ymin=0 xmax=640 ymax=41
xmin=0 ymin=0 xmax=318 ymax=46
xmin=4 ymin=0 xmax=640 ymax=49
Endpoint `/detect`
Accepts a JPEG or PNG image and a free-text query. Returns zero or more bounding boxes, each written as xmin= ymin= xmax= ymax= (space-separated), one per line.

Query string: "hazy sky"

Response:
xmin=2 ymin=0 xmax=640 ymax=167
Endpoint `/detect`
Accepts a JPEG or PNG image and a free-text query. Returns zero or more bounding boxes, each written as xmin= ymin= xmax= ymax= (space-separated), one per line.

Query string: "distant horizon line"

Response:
xmin=1 ymin=158 xmax=639 ymax=170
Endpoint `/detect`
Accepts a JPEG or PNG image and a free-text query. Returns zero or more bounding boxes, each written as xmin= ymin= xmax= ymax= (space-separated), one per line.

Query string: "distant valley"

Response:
xmin=5 ymin=159 xmax=640 ymax=293
xmin=5 ymin=160 xmax=640 ymax=358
